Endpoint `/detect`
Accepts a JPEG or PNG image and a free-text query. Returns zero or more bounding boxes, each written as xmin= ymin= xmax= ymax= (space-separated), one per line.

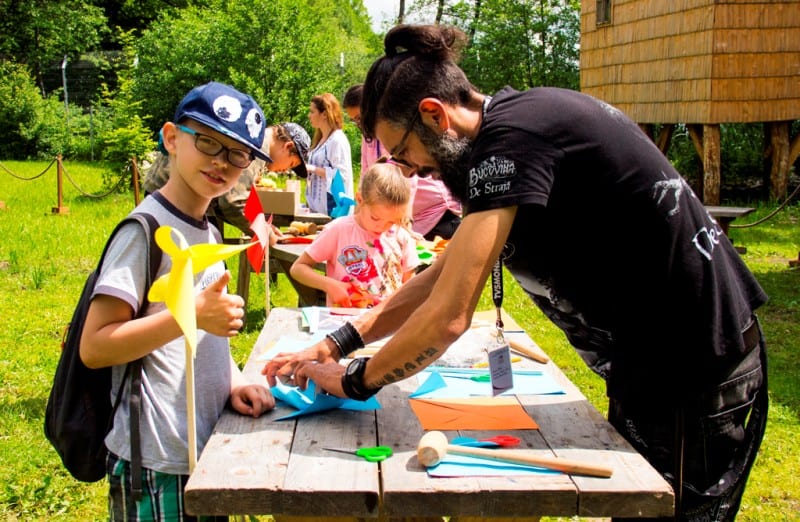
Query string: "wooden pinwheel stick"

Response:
xmin=185 ymin=339 xmax=197 ymax=473
xmin=417 ymin=431 xmax=613 ymax=478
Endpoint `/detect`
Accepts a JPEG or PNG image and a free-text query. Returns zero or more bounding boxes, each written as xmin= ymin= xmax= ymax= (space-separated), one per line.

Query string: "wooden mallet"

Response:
xmin=417 ymin=431 xmax=613 ymax=478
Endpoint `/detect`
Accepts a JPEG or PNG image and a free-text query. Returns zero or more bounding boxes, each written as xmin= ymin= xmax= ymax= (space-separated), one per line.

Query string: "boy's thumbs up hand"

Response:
xmin=195 ymin=271 xmax=246 ymax=337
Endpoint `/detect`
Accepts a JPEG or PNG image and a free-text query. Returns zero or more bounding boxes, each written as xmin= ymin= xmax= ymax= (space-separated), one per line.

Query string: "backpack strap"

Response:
xmin=101 ymin=212 xmax=162 ymax=501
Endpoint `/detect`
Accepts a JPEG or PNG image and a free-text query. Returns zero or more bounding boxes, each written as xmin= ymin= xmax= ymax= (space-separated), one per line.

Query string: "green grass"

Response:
xmin=1 ymin=160 xmax=798 ymax=521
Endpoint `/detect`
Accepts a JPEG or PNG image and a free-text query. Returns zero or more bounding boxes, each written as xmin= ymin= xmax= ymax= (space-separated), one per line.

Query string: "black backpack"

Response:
xmin=45 ymin=213 xmax=161 ymax=496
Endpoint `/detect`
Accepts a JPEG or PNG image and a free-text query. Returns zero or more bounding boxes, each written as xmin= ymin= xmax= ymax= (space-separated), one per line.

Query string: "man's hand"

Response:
xmin=261 ymin=339 xmax=338 ymax=387
xmin=294 ymin=360 xmax=347 ymax=397
xmin=229 ymin=384 xmax=275 ymax=417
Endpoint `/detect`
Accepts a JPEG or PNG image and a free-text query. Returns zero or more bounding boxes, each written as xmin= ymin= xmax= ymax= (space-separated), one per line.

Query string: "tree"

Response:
xmin=403 ymin=0 xmax=579 ymax=93
xmin=0 ymin=1 xmax=108 ymax=94
xmin=458 ymin=0 xmax=580 ymax=93
xmin=97 ymin=0 xmax=204 ymax=40
xmin=131 ymin=0 xmax=380 ymax=134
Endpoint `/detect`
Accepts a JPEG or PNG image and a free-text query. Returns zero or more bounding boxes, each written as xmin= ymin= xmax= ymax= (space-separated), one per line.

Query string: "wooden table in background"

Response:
xmin=704 ymin=205 xmax=755 ymax=236
xmin=267 ymin=243 xmax=326 ymax=312
xmin=705 ymin=205 xmax=755 ymax=254
xmin=185 ymin=308 xmax=674 ymax=520
xmin=271 ymin=211 xmax=331 ymax=227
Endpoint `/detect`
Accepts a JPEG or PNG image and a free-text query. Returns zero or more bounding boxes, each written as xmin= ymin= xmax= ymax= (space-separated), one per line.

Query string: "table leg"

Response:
xmin=273 ymin=258 xmax=326 ymax=307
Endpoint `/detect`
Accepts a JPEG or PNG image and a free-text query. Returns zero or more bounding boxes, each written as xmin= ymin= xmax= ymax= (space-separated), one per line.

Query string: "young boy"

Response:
xmin=80 ymin=81 xmax=276 ymax=521
xmin=143 ymin=121 xmax=311 ymax=235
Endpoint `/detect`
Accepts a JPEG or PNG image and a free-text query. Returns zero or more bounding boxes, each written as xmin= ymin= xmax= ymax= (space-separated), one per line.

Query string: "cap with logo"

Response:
xmin=174 ymin=81 xmax=271 ymax=162
xmin=281 ymin=122 xmax=310 ymax=178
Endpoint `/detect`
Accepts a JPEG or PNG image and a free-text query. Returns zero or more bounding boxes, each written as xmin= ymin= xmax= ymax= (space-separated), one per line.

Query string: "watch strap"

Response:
xmin=341 ymin=358 xmax=381 ymax=401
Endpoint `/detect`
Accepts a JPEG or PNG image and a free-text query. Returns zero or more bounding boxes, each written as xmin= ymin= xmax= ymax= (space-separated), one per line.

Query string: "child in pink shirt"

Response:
xmin=290 ymin=162 xmax=419 ymax=307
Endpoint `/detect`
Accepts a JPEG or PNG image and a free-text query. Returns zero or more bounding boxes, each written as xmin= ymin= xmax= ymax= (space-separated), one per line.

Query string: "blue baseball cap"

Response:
xmin=173 ymin=81 xmax=271 ymax=162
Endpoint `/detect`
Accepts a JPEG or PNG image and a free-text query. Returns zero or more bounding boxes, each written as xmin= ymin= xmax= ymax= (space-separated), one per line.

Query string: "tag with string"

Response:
xmin=487 ymin=258 xmax=513 ymax=395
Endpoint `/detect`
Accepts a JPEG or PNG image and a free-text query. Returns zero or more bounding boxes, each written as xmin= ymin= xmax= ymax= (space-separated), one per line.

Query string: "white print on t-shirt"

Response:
xmin=338 ymin=244 xmax=370 ymax=277
xmin=468 ymin=155 xmax=516 ymax=199
xmin=652 ymin=170 xmax=692 ymax=217
xmin=692 ymin=225 xmax=725 ymax=260
xmin=651 ymin=170 xmax=723 ymax=260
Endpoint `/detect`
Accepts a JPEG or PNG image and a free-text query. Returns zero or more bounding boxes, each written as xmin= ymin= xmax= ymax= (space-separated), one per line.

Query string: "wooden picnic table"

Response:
xmin=704 ymin=205 xmax=755 ymax=236
xmin=185 ymin=307 xmax=674 ymax=520
xmin=268 ymin=242 xmax=326 ymax=311
xmin=704 ymin=205 xmax=755 ymax=254
xmin=270 ymin=211 xmax=331 ymax=227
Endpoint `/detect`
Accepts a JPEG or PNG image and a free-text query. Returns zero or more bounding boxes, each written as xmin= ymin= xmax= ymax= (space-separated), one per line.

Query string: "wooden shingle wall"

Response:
xmin=579 ymin=0 xmax=800 ymax=203
xmin=580 ymin=0 xmax=800 ymax=124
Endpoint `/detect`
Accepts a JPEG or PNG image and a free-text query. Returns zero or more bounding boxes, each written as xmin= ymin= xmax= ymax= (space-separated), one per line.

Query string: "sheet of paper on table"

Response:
xmin=412 ymin=368 xmax=564 ymax=398
xmin=428 ymin=453 xmax=561 ymax=477
xmin=300 ymin=306 xmax=365 ymax=333
xmin=408 ymin=396 xmax=539 ymax=430
xmin=270 ymin=380 xmax=381 ymax=420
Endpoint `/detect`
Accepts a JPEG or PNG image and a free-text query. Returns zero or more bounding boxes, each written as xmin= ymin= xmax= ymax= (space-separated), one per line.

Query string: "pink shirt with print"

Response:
xmin=305 ymin=215 xmax=420 ymax=307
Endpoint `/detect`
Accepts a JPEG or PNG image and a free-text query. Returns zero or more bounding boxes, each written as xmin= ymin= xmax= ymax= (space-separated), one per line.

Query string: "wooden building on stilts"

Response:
xmin=579 ymin=0 xmax=800 ymax=204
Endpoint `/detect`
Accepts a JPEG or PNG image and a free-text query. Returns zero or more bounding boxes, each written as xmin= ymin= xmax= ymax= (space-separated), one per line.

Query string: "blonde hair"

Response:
xmin=359 ymin=162 xmax=411 ymax=207
xmin=310 ymin=92 xmax=344 ymax=146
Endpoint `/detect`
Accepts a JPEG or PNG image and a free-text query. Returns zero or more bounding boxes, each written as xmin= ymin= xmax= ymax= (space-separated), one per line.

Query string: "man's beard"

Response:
xmin=417 ymin=125 xmax=472 ymax=205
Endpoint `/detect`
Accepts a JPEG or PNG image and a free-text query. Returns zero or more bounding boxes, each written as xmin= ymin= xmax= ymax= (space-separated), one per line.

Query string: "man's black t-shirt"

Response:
xmin=467 ymin=87 xmax=767 ymax=403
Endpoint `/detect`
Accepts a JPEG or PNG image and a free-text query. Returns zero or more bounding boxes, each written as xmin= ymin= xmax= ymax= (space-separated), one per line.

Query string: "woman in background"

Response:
xmin=305 ymin=93 xmax=354 ymax=216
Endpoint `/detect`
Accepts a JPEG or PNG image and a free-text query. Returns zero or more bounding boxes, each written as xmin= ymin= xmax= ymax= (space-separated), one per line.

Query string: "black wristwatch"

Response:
xmin=341 ymin=358 xmax=381 ymax=401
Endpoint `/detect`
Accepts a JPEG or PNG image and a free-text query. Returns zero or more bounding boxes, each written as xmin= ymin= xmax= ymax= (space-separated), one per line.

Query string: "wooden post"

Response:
xmin=767 ymin=122 xmax=790 ymax=201
xmin=51 ymin=154 xmax=69 ymax=214
xmin=702 ymin=124 xmax=721 ymax=205
xmin=131 ymin=156 xmax=142 ymax=206
xmin=655 ymin=124 xmax=675 ymax=155
xmin=265 ymin=227 xmax=271 ymax=317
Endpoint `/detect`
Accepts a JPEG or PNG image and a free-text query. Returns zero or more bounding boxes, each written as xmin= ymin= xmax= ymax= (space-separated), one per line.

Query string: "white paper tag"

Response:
xmin=488 ymin=341 xmax=513 ymax=396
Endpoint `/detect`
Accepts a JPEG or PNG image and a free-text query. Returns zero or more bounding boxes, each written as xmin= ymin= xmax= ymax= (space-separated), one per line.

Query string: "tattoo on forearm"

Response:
xmin=375 ymin=347 xmax=440 ymax=387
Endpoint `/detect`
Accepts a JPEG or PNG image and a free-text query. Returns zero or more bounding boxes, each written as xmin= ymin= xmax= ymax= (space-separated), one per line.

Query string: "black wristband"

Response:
xmin=325 ymin=332 xmax=345 ymax=358
xmin=341 ymin=357 xmax=381 ymax=401
xmin=326 ymin=322 xmax=365 ymax=358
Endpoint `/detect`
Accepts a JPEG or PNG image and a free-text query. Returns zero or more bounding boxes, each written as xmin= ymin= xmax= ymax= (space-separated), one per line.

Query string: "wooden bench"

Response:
xmin=705 ymin=205 xmax=755 ymax=253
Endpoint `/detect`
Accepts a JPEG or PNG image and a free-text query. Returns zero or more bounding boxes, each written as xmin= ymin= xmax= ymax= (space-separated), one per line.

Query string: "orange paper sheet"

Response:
xmin=409 ymin=397 xmax=539 ymax=430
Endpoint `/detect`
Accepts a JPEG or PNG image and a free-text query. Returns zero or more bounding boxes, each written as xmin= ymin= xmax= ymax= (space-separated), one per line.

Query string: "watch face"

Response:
xmin=347 ymin=358 xmax=364 ymax=377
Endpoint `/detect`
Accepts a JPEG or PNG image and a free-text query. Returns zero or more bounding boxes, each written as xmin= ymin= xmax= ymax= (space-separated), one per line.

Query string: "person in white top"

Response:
xmin=305 ymin=92 xmax=354 ymax=216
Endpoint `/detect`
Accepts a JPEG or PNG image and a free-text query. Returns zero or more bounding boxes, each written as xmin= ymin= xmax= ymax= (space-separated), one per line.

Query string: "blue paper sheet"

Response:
xmin=410 ymin=368 xmax=565 ymax=399
xmin=270 ymin=380 xmax=381 ymax=420
xmin=427 ymin=453 xmax=561 ymax=477
xmin=329 ymin=170 xmax=354 ymax=218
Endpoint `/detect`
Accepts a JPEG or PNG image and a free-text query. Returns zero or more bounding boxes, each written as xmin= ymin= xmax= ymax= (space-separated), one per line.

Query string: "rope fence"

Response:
xmin=0 ymin=155 xmax=143 ymax=214
xmin=0 ymin=154 xmax=795 ymax=228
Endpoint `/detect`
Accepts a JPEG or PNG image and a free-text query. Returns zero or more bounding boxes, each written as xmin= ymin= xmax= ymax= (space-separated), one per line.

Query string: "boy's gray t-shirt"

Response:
xmin=92 ymin=192 xmax=232 ymax=475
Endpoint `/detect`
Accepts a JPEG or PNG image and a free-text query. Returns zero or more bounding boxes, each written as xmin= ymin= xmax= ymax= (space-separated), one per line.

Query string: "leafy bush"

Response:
xmin=0 ymin=62 xmax=50 ymax=158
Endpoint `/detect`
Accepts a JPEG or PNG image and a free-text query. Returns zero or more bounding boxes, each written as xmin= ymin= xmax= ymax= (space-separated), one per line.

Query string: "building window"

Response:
xmin=597 ymin=0 xmax=612 ymax=25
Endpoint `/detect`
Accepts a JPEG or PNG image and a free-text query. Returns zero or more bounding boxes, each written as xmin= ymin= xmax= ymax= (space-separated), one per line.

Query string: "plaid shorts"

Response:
xmin=107 ymin=452 xmax=228 ymax=522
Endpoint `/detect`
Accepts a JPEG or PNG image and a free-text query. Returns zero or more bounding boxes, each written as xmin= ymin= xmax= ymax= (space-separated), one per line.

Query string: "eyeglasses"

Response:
xmin=176 ymin=124 xmax=254 ymax=168
xmin=388 ymin=111 xmax=420 ymax=169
